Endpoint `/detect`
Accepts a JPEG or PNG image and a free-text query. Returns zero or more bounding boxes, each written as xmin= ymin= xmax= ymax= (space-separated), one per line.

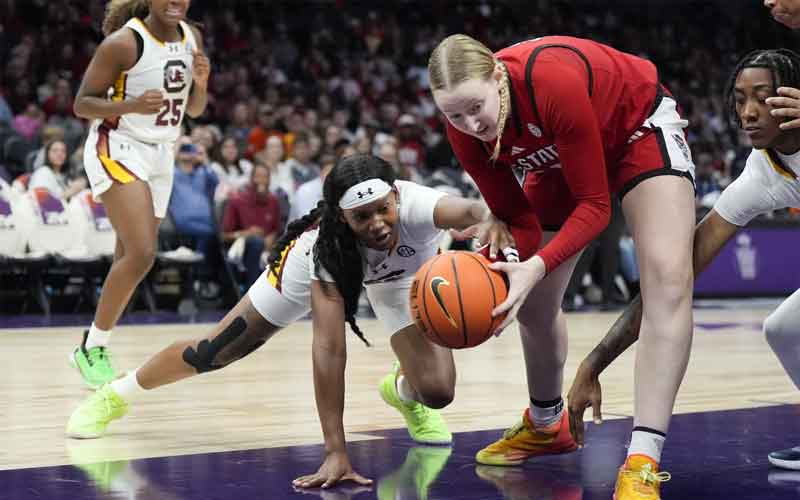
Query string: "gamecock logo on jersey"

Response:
xmin=164 ymin=60 xmax=188 ymax=93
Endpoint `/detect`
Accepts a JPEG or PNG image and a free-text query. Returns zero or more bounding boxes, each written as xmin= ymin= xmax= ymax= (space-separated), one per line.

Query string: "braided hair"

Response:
xmin=266 ymin=154 xmax=398 ymax=346
xmin=725 ymin=48 xmax=800 ymax=127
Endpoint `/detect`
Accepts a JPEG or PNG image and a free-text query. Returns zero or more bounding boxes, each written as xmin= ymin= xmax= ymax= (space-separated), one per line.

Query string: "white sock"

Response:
xmin=110 ymin=369 xmax=147 ymax=401
xmin=530 ymin=397 xmax=564 ymax=429
xmin=86 ymin=323 xmax=112 ymax=350
xmin=396 ymin=374 xmax=416 ymax=403
xmin=628 ymin=427 xmax=666 ymax=463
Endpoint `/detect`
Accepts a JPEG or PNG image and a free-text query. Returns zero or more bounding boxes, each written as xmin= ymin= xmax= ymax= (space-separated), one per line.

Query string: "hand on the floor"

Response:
xmin=293 ymin=451 xmax=373 ymax=489
xmin=566 ymin=360 xmax=603 ymax=446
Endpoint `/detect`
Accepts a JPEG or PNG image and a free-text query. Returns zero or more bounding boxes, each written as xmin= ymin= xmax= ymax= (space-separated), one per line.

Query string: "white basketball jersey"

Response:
xmin=93 ymin=18 xmax=196 ymax=144
xmin=715 ymin=148 xmax=800 ymax=227
xmin=311 ymin=181 xmax=447 ymax=332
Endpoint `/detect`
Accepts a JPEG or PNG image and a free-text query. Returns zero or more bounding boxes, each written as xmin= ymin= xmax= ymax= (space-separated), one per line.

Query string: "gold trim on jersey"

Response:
xmin=763 ymin=149 xmax=798 ymax=180
xmin=134 ymin=17 xmax=187 ymax=46
xmin=267 ymin=239 xmax=298 ymax=291
xmin=96 ymin=125 xmax=137 ymax=184
xmin=111 ymin=72 xmax=127 ymax=101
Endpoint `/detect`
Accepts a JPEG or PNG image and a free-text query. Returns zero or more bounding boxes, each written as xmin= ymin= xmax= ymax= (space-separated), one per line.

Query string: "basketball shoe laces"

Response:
xmin=623 ymin=464 xmax=671 ymax=495
xmin=408 ymin=399 xmax=432 ymax=423
xmin=86 ymin=346 xmax=111 ymax=366
xmin=502 ymin=419 xmax=528 ymax=440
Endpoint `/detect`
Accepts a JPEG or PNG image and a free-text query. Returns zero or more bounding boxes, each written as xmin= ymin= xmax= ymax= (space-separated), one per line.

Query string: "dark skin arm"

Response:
xmin=185 ymin=25 xmax=209 ymax=118
xmin=434 ymin=195 xmax=518 ymax=260
xmin=292 ymin=280 xmax=372 ymax=490
xmin=74 ymin=29 xmax=163 ymax=119
xmin=566 ymin=209 xmax=739 ymax=445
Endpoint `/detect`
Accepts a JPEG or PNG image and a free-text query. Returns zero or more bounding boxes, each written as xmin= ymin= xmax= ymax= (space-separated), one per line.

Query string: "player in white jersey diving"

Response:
xmin=566 ymin=48 xmax=800 ymax=474
xmin=71 ymin=0 xmax=210 ymax=389
xmin=67 ymin=154 xmax=541 ymax=488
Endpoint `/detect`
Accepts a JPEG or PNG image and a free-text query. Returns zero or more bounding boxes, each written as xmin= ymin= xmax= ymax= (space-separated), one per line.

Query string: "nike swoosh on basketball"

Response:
xmin=430 ymin=277 xmax=458 ymax=328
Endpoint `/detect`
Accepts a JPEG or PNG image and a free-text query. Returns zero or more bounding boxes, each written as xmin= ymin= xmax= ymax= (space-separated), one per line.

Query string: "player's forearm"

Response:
xmin=185 ymin=85 xmax=208 ymax=118
xmin=583 ymin=293 xmax=643 ymax=375
xmin=74 ymin=96 xmax=135 ymax=120
xmin=312 ymin=339 xmax=348 ymax=454
xmin=466 ymin=201 xmax=490 ymax=226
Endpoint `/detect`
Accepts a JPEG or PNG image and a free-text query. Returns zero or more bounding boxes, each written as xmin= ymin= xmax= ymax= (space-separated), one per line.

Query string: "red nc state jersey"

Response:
xmin=447 ymin=36 xmax=661 ymax=272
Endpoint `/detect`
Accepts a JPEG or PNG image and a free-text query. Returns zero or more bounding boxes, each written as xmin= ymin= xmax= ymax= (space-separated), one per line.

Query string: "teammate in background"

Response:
xmin=67 ymin=154 xmax=537 ymax=489
xmin=71 ymin=0 xmax=209 ymax=388
xmin=568 ymin=49 xmax=800 ymax=467
xmin=430 ymin=34 xmax=696 ymax=499
xmin=568 ymin=1 xmax=800 ymax=474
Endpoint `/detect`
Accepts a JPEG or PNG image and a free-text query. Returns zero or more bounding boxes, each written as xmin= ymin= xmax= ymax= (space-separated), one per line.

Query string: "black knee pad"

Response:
xmin=183 ymin=316 xmax=250 ymax=373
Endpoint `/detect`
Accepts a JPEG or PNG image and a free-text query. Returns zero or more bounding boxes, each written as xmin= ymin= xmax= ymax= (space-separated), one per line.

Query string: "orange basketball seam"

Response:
xmin=449 ymin=253 xmax=468 ymax=348
xmin=464 ymin=252 xmax=498 ymax=342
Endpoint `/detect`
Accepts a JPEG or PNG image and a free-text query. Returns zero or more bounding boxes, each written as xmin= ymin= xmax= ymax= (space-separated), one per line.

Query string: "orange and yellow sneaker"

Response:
xmin=613 ymin=454 xmax=671 ymax=500
xmin=475 ymin=408 xmax=577 ymax=466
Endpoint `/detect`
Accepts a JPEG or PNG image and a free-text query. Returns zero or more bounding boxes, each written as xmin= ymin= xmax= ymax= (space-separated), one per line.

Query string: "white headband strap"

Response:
xmin=338 ymin=179 xmax=393 ymax=209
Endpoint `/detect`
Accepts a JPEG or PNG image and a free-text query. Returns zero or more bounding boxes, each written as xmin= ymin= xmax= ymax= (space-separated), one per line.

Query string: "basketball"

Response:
xmin=410 ymin=251 xmax=508 ymax=349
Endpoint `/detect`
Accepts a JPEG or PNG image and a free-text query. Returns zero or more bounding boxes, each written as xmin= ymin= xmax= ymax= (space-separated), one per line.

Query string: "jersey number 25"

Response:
xmin=155 ymin=98 xmax=184 ymax=127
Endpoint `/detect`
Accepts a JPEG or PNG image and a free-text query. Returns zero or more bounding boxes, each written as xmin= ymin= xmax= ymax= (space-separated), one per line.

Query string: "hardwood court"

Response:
xmin=1 ymin=302 xmax=794 ymax=472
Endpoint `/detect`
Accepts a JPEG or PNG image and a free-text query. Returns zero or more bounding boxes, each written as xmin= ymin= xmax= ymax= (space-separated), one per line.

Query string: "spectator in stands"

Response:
xmin=168 ymin=143 xmax=219 ymax=262
xmin=225 ymin=102 xmax=253 ymax=153
xmin=12 ymin=103 xmax=44 ymax=142
xmin=211 ymin=136 xmax=253 ymax=204
xmin=282 ymin=132 xmax=320 ymax=191
xmin=190 ymin=125 xmax=220 ymax=155
xmin=30 ymin=125 xmax=66 ymax=169
xmin=396 ymin=114 xmax=427 ymax=175
xmin=42 ymin=78 xmax=75 ymax=119
xmin=221 ymin=162 xmax=282 ymax=287
xmin=28 ymin=139 xmax=86 ymax=199
xmin=247 ymin=104 xmax=283 ymax=158
xmin=0 ymin=93 xmax=13 ymax=125
xmin=288 ymin=153 xmax=335 ymax=222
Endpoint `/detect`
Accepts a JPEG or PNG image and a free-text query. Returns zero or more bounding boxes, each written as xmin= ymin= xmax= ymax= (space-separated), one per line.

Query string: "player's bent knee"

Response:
xmin=416 ymin=381 xmax=455 ymax=409
xmin=182 ymin=317 xmax=266 ymax=373
xmin=126 ymin=243 xmax=157 ymax=275
xmin=642 ymin=255 xmax=692 ymax=301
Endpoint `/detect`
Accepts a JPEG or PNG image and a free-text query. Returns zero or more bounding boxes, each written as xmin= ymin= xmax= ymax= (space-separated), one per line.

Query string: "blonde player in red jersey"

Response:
xmin=429 ymin=34 xmax=696 ymax=500
xmin=70 ymin=0 xmax=209 ymax=389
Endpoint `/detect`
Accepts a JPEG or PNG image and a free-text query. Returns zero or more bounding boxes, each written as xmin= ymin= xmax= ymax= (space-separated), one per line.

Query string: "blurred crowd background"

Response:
xmin=0 ymin=0 xmax=797 ymax=314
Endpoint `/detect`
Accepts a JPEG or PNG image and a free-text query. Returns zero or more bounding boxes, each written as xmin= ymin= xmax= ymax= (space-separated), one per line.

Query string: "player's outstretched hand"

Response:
xmin=567 ymin=360 xmax=603 ymax=447
xmin=293 ymin=451 xmax=373 ymax=490
xmin=450 ymin=213 xmax=516 ymax=260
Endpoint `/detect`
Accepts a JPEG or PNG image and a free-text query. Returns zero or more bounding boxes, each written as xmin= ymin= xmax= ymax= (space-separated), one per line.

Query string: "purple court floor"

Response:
xmin=4 ymin=405 xmax=800 ymax=499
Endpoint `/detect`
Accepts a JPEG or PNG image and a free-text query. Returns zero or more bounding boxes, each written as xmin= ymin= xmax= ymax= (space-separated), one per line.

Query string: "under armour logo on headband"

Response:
xmin=339 ymin=179 xmax=393 ymax=209
xmin=357 ymin=188 xmax=374 ymax=199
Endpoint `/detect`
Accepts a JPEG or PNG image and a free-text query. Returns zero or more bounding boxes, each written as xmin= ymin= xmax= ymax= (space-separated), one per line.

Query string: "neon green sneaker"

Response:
xmin=378 ymin=364 xmax=452 ymax=445
xmin=70 ymin=330 xmax=116 ymax=389
xmin=378 ymin=446 xmax=452 ymax=500
xmin=66 ymin=384 xmax=129 ymax=439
